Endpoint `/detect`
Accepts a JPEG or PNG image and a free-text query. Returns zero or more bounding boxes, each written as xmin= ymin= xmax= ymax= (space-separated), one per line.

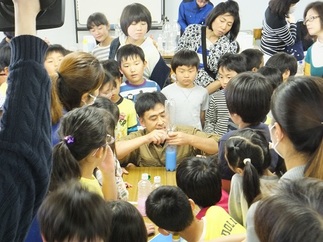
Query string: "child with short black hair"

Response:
xmin=204 ymin=53 xmax=247 ymax=136
xmin=44 ymin=44 xmax=69 ymax=75
xmin=100 ymin=59 xmax=138 ymax=138
xmin=225 ymin=129 xmax=279 ymax=226
xmin=146 ymin=186 xmax=245 ymax=241
xmin=176 ymin=156 xmax=229 ymax=219
xmin=258 ymin=66 xmax=283 ymax=90
xmin=217 ymin=72 xmax=279 ymax=183
xmin=38 ymin=181 xmax=112 ymax=242
xmin=87 ymin=12 xmax=113 ymax=62
xmin=116 ymin=44 xmax=160 ymax=103
xmin=265 ymin=52 xmax=297 ymax=81
xmin=161 ymin=49 xmax=209 ymax=130
xmin=240 ymin=48 xmax=264 ymax=72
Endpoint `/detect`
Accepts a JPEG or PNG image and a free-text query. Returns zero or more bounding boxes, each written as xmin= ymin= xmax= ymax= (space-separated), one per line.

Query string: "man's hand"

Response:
xmin=146 ymin=129 xmax=168 ymax=145
xmin=167 ymin=131 xmax=191 ymax=146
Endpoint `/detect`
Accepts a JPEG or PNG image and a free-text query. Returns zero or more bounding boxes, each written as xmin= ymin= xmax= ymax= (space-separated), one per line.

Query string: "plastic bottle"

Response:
xmin=137 ymin=173 xmax=151 ymax=216
xmin=166 ymin=145 xmax=177 ymax=171
xmin=297 ymin=60 xmax=304 ymax=75
xmin=152 ymin=176 xmax=162 ymax=190
xmin=157 ymin=34 xmax=164 ymax=52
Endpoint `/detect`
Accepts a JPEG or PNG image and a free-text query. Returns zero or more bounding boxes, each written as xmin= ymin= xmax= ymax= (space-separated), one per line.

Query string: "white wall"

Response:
xmin=0 ymin=0 xmax=313 ymax=50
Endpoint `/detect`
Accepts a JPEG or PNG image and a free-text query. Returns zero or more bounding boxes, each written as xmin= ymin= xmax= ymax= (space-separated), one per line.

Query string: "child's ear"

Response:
xmin=273 ymin=122 xmax=284 ymax=142
xmin=188 ymin=198 xmax=196 ymax=211
xmin=4 ymin=67 xmax=9 ymax=75
xmin=282 ymin=69 xmax=290 ymax=81
xmin=158 ymin=228 xmax=170 ymax=236
xmin=119 ymin=68 xmax=124 ymax=75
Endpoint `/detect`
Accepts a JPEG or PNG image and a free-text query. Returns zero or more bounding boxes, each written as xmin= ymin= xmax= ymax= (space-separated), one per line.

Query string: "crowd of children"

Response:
xmin=1 ymin=0 xmax=322 ymax=242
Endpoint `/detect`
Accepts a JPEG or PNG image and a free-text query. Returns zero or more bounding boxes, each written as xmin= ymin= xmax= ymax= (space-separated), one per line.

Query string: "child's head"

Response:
xmin=171 ymin=49 xmax=199 ymax=88
xmin=50 ymin=106 xmax=115 ymax=191
xmin=226 ymin=72 xmax=273 ymax=126
xmin=255 ymin=178 xmax=323 ymax=242
xmin=57 ymin=52 xmax=104 ymax=111
xmin=265 ymin=53 xmax=297 ymax=81
xmin=116 ymin=44 xmax=146 ymax=85
xmin=176 ymin=156 xmax=222 ymax=208
xmin=87 ymin=12 xmax=110 ymax=43
xmin=106 ymin=200 xmax=147 ymax=242
xmin=0 ymin=43 xmax=10 ymax=84
xmin=44 ymin=44 xmax=69 ymax=76
xmin=92 ymin=96 xmax=120 ymax=124
xmin=240 ymin=49 xmax=264 ymax=72
xmin=100 ymin=60 xmax=122 ymax=101
xmin=120 ymin=3 xmax=152 ymax=38
xmin=135 ymin=92 xmax=167 ymax=132
xmin=225 ymin=128 xmax=272 ymax=206
xmin=38 ymin=181 xmax=112 ymax=242
xmin=217 ymin=53 xmax=247 ymax=89
xmin=258 ymin=66 xmax=283 ymax=90
xmin=146 ymin=186 xmax=194 ymax=233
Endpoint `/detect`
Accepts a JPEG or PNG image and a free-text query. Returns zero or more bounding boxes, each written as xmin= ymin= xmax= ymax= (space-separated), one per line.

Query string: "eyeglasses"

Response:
xmin=88 ymin=93 xmax=97 ymax=104
xmin=303 ymin=16 xmax=320 ymax=25
xmin=92 ymin=134 xmax=115 ymax=156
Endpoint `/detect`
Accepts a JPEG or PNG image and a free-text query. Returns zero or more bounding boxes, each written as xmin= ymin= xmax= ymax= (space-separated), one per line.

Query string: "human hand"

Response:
xmin=146 ymin=129 xmax=168 ymax=145
xmin=167 ymin=131 xmax=190 ymax=146
xmin=121 ymin=167 xmax=129 ymax=175
xmin=98 ymin=146 xmax=115 ymax=175
xmin=145 ymin=222 xmax=155 ymax=235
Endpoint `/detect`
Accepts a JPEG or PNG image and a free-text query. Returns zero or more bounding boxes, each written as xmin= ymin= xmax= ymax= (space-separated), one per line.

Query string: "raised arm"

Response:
xmin=0 ymin=0 xmax=51 ymax=241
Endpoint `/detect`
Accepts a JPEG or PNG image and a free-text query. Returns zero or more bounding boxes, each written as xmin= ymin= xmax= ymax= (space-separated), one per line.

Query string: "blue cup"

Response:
xmin=166 ymin=145 xmax=177 ymax=171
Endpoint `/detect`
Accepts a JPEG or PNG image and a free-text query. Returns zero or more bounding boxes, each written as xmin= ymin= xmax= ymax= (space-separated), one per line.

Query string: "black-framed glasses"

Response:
xmin=304 ymin=16 xmax=320 ymax=25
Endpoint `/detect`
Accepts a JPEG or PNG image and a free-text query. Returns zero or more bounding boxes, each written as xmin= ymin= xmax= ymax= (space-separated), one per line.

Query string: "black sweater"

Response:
xmin=0 ymin=35 xmax=51 ymax=241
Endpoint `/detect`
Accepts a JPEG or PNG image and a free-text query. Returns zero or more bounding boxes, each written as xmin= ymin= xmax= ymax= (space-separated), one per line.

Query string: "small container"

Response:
xmin=172 ymin=233 xmax=180 ymax=242
xmin=152 ymin=176 xmax=161 ymax=190
xmin=166 ymin=145 xmax=177 ymax=171
xmin=137 ymin=173 xmax=151 ymax=216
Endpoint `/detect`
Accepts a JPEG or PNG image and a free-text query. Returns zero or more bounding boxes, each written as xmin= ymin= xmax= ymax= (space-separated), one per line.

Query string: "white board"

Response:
xmin=75 ymin=0 xmax=163 ymax=26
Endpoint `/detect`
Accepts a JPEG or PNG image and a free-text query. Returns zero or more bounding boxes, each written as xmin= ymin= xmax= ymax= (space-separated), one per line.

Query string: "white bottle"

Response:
xmin=152 ymin=176 xmax=161 ymax=190
xmin=137 ymin=173 xmax=151 ymax=216
xmin=157 ymin=34 xmax=164 ymax=52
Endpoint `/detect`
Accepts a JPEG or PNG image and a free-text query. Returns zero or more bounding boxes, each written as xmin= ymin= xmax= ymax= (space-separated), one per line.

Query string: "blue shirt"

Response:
xmin=178 ymin=0 xmax=214 ymax=34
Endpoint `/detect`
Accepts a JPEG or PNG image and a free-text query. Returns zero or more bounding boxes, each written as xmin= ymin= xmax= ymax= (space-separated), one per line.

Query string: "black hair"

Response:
xmin=226 ymin=72 xmax=273 ymax=124
xmin=205 ymin=0 xmax=240 ymax=41
xmin=0 ymin=43 xmax=10 ymax=71
xmin=304 ymin=1 xmax=323 ymax=30
xmin=269 ymin=0 xmax=300 ymax=17
xmin=116 ymin=44 xmax=145 ymax=66
xmin=255 ymin=178 xmax=323 ymax=242
xmin=101 ymin=59 xmax=122 ymax=79
xmin=120 ymin=3 xmax=152 ymax=36
xmin=38 ymin=181 xmax=112 ymax=242
xmin=87 ymin=12 xmax=109 ymax=30
xmin=217 ymin=53 xmax=247 ymax=74
xmin=265 ymin=52 xmax=297 ymax=77
xmin=225 ymin=129 xmax=272 ymax=206
xmin=271 ymin=76 xmax=323 ymax=179
xmin=92 ymin=96 xmax=120 ymax=124
xmin=135 ymin=92 xmax=167 ymax=118
xmin=50 ymin=106 xmax=115 ymax=191
xmin=45 ymin=44 xmax=70 ymax=59
xmin=176 ymin=156 xmax=222 ymax=207
xmin=107 ymin=200 xmax=147 ymax=242
xmin=171 ymin=49 xmax=199 ymax=72
xmin=258 ymin=66 xmax=283 ymax=90
xmin=146 ymin=186 xmax=194 ymax=232
xmin=240 ymin=49 xmax=264 ymax=71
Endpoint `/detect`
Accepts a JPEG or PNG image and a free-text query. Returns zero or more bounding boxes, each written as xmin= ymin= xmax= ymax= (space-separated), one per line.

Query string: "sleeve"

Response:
xmin=204 ymin=95 xmax=217 ymax=133
xmin=127 ymin=106 xmax=138 ymax=129
xmin=201 ymin=89 xmax=209 ymax=111
xmin=177 ymin=24 xmax=201 ymax=52
xmin=246 ymin=202 xmax=261 ymax=242
xmin=228 ymin=175 xmax=244 ymax=226
xmin=178 ymin=2 xmax=187 ymax=34
xmin=109 ymin=38 xmax=120 ymax=60
xmin=150 ymin=55 xmax=170 ymax=89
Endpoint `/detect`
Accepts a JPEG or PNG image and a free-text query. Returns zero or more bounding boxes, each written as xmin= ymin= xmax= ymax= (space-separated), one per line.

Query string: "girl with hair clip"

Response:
xmin=107 ymin=200 xmax=148 ymax=242
xmin=225 ymin=129 xmax=279 ymax=227
xmin=109 ymin=3 xmax=170 ymax=88
xmin=50 ymin=105 xmax=117 ymax=200
xmin=177 ymin=0 xmax=240 ymax=94
xmin=245 ymin=76 xmax=323 ymax=242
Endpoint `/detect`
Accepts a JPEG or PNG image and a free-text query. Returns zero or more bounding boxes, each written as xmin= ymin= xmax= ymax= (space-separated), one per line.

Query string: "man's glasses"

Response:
xmin=304 ymin=16 xmax=320 ymax=25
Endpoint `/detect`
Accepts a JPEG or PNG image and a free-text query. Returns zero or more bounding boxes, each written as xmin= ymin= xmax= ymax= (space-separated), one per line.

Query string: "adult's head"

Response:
xmin=135 ymin=92 xmax=167 ymax=133
xmin=120 ymin=3 xmax=152 ymax=36
xmin=176 ymin=156 xmax=222 ymax=208
xmin=303 ymin=1 xmax=323 ymax=37
xmin=50 ymin=106 xmax=115 ymax=191
xmin=270 ymin=76 xmax=323 ymax=179
xmin=225 ymin=129 xmax=272 ymax=206
xmin=38 ymin=181 xmax=112 ymax=242
xmin=226 ymin=72 xmax=273 ymax=126
xmin=205 ymin=0 xmax=240 ymax=41
xmin=255 ymin=178 xmax=323 ymax=242
xmin=146 ymin=186 xmax=194 ymax=233
xmin=268 ymin=0 xmax=300 ymax=17
xmin=56 ymin=52 xmax=104 ymax=111
xmin=196 ymin=0 xmax=210 ymax=8
xmin=107 ymin=200 xmax=147 ymax=242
